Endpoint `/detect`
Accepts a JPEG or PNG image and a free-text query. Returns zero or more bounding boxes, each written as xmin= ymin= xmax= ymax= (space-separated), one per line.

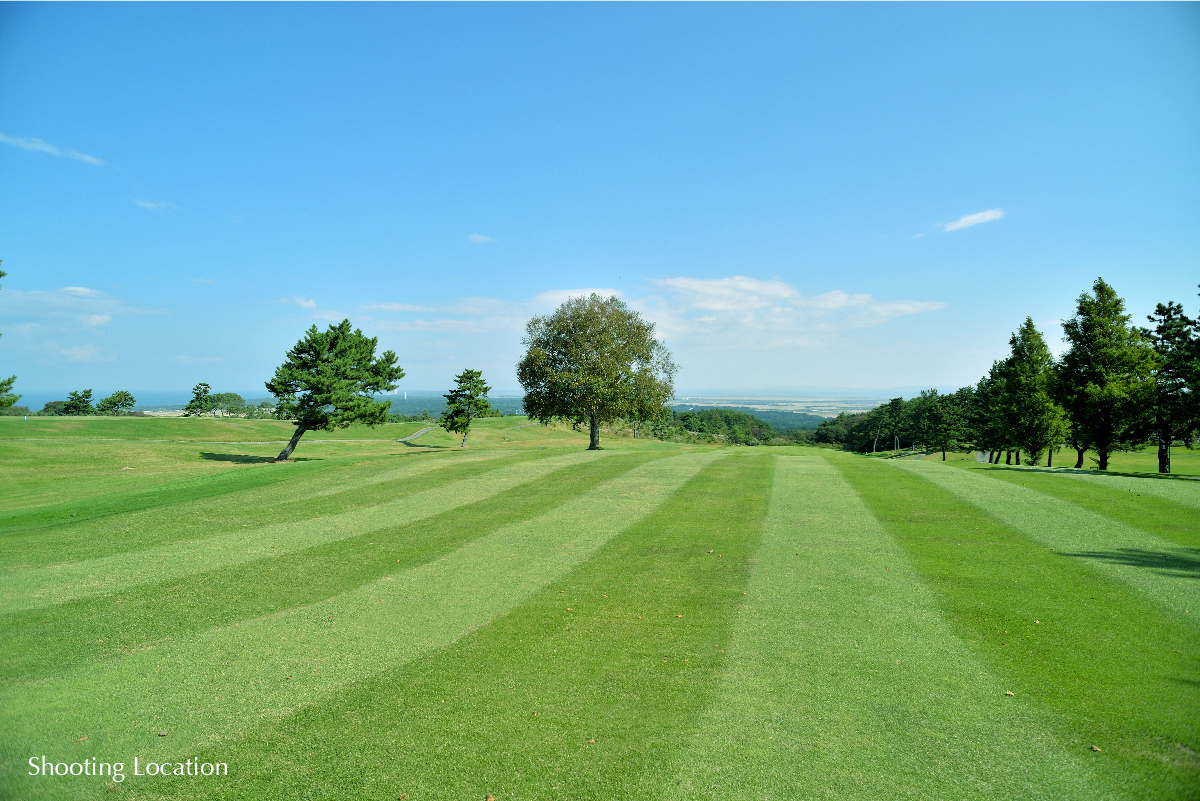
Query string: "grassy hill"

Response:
xmin=1 ymin=418 xmax=1196 ymax=799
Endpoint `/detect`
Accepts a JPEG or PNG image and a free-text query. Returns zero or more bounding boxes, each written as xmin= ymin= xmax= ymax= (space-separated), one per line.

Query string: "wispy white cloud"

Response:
xmin=943 ymin=208 xmax=1005 ymax=232
xmin=174 ymin=355 xmax=224 ymax=364
xmin=0 ymin=132 xmax=104 ymax=166
xmin=191 ymin=278 xmax=215 ymax=286
xmin=642 ymin=276 xmax=943 ymax=349
xmin=269 ymin=294 xmax=343 ymax=323
xmin=0 ymin=285 xmax=161 ymax=363
xmin=135 ymin=199 xmax=178 ymax=210
xmin=468 ymin=234 xmax=495 ymax=244
xmin=272 ymin=296 xmax=317 ymax=309
xmin=0 ymin=286 xmax=163 ymax=333
xmin=62 ymin=344 xmax=114 ymax=362
xmin=362 ymin=302 xmax=437 ymax=313
xmin=362 ymin=278 xmax=937 ymax=356
xmin=356 ymin=278 xmax=944 ymax=391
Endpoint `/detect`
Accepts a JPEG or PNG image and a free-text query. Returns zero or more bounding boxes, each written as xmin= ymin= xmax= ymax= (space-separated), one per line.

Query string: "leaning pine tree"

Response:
xmin=439 ymin=369 xmax=493 ymax=448
xmin=266 ymin=319 xmax=404 ymax=461
xmin=517 ymin=294 xmax=676 ymax=450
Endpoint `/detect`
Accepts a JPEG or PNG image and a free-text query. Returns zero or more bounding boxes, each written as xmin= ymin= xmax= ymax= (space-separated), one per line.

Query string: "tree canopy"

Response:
xmin=182 ymin=383 xmax=213 ymax=417
xmin=1140 ymin=296 xmax=1199 ymax=472
xmin=439 ymin=369 xmax=493 ymax=447
xmin=518 ymin=294 xmax=676 ymax=450
xmin=210 ymin=392 xmax=246 ymax=417
xmin=1057 ymin=278 xmax=1157 ymax=470
xmin=96 ymin=390 xmax=138 ymax=416
xmin=999 ymin=318 xmax=1065 ymax=465
xmin=61 ymin=389 xmax=94 ymax=416
xmin=266 ymin=319 xmax=404 ymax=461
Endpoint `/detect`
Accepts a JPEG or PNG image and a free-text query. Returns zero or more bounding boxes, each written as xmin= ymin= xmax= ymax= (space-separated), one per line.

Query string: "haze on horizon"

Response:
xmin=1 ymin=4 xmax=1196 ymax=399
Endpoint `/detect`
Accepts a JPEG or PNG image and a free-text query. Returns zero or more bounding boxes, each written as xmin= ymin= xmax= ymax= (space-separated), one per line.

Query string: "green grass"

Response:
xmin=1 ymin=419 xmax=1197 ymax=799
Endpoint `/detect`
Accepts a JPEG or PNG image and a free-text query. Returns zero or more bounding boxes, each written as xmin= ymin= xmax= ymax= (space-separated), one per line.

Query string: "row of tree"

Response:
xmin=180 ymin=383 xmax=276 ymax=418
xmin=646 ymin=407 xmax=777 ymax=445
xmin=819 ymin=279 xmax=1200 ymax=472
xmin=33 ymin=389 xmax=140 ymax=416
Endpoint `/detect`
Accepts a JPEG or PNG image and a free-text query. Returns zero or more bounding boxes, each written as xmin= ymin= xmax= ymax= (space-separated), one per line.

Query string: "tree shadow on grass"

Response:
xmin=979 ymin=465 xmax=1200 ymax=482
xmin=199 ymin=452 xmax=313 ymax=464
xmin=1060 ymin=547 xmax=1200 ymax=579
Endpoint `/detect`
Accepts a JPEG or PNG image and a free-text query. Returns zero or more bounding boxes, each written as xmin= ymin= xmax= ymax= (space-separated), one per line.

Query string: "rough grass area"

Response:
xmin=1 ymin=419 xmax=1197 ymax=799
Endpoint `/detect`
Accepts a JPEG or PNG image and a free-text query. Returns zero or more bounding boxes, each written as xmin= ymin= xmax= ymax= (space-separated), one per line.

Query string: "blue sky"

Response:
xmin=1 ymin=3 xmax=1197 ymax=402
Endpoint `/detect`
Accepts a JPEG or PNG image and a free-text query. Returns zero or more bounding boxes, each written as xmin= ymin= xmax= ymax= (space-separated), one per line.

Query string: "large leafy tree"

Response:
xmin=439 ymin=369 xmax=493 ymax=448
xmin=999 ymin=318 xmax=1066 ymax=465
xmin=61 ymin=389 xmax=95 ymax=416
xmin=182 ymin=383 xmax=213 ymax=417
xmin=517 ymin=294 xmax=677 ymax=450
xmin=96 ymin=390 xmax=137 ymax=416
xmin=210 ymin=392 xmax=247 ymax=417
xmin=267 ymin=319 xmax=404 ymax=461
xmin=1140 ymin=292 xmax=1199 ymax=473
xmin=1057 ymin=278 xmax=1157 ymax=470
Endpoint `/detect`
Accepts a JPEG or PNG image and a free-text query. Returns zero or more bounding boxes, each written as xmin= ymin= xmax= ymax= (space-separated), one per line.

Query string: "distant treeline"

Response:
xmin=385 ymin=396 xmax=525 ymax=418
xmin=668 ymin=405 xmax=826 ymax=431
xmin=814 ymin=278 xmax=1200 ymax=473
xmin=646 ymin=407 xmax=791 ymax=446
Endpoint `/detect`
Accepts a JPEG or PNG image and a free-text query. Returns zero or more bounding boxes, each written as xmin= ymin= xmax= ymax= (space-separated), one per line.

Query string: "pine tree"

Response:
xmin=1057 ymin=279 xmax=1156 ymax=470
xmin=266 ymin=320 xmax=404 ymax=461
xmin=1140 ymin=293 xmax=1200 ymax=473
xmin=439 ymin=369 xmax=493 ymax=448
xmin=1000 ymin=318 xmax=1065 ymax=465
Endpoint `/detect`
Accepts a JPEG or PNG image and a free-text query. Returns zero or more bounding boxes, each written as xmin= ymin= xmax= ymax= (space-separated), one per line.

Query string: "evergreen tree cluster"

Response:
xmin=823 ymin=279 xmax=1200 ymax=472
xmin=646 ymin=407 xmax=778 ymax=445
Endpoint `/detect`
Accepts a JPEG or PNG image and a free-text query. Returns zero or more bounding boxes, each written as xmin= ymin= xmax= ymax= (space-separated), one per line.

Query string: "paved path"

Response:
xmin=397 ymin=426 xmax=438 ymax=442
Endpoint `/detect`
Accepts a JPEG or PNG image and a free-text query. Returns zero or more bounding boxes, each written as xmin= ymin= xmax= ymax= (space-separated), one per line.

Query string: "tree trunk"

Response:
xmin=1074 ymin=447 xmax=1085 ymax=469
xmin=942 ymin=450 xmax=946 ymax=461
xmin=1016 ymin=449 xmax=1021 ymax=465
xmin=275 ymin=425 xmax=307 ymax=462
xmin=1047 ymin=449 xmax=1052 ymax=467
xmin=588 ymin=412 xmax=602 ymax=450
xmin=461 ymin=429 xmax=469 ymax=448
xmin=1159 ymin=437 xmax=1171 ymax=474
xmin=1098 ymin=448 xmax=1109 ymax=471
xmin=1005 ymin=451 xmax=1012 ymax=465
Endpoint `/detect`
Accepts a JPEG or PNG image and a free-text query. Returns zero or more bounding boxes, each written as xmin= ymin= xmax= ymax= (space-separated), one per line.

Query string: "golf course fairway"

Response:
xmin=1 ymin=418 xmax=1196 ymax=799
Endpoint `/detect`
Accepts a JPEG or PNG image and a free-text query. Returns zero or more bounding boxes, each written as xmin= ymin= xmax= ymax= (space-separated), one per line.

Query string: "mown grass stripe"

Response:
xmin=0 ymin=450 xmax=724 ymax=800
xmin=127 ymin=452 xmax=769 ymax=801
xmin=1055 ymin=468 xmax=1200 ymax=511
xmin=0 ymin=450 xmax=612 ymax=614
xmin=898 ymin=460 xmax=1200 ymax=623
xmin=958 ymin=464 xmax=1200 ymax=550
xmin=0 ymin=448 xmax=518 ymax=567
xmin=669 ymin=453 xmax=1109 ymax=800
xmin=0 ymin=454 xmax=330 ymax=533
xmin=0 ymin=451 xmax=664 ymax=684
xmin=836 ymin=452 xmax=1200 ymax=800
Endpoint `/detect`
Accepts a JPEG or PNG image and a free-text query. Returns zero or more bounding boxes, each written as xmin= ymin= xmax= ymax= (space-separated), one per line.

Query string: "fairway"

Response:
xmin=2 ymin=420 xmax=1197 ymax=800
